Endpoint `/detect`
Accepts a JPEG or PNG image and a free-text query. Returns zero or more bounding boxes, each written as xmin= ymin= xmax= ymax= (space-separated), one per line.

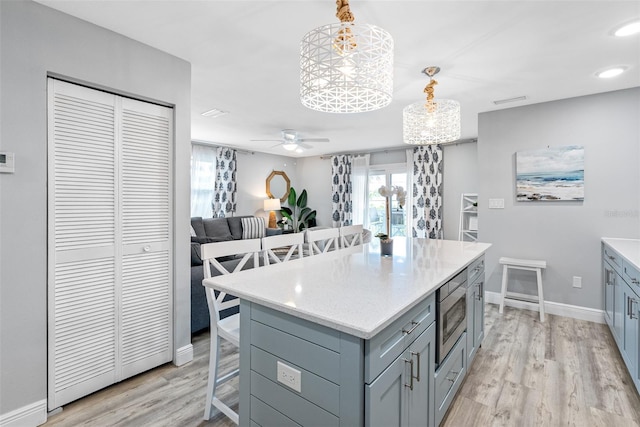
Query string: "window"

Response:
xmin=367 ymin=169 xmax=408 ymax=238
xmin=190 ymin=144 xmax=216 ymax=217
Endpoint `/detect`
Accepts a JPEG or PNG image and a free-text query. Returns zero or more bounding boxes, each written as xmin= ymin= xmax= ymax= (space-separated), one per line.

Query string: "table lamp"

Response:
xmin=264 ymin=198 xmax=281 ymax=229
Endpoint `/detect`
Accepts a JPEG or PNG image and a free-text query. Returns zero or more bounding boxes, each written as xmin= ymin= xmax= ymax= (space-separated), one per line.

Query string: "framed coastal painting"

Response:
xmin=516 ymin=145 xmax=584 ymax=201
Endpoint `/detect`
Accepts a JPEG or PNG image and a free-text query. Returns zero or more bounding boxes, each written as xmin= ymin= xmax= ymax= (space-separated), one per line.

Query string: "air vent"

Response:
xmin=201 ymin=108 xmax=229 ymax=118
xmin=493 ymin=96 xmax=527 ymax=105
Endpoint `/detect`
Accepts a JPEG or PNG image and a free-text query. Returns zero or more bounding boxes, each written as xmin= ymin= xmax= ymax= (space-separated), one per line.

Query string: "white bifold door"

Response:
xmin=47 ymin=78 xmax=173 ymax=410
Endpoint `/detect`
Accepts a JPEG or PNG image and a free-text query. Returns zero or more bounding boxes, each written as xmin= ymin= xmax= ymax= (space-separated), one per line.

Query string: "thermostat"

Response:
xmin=0 ymin=152 xmax=15 ymax=173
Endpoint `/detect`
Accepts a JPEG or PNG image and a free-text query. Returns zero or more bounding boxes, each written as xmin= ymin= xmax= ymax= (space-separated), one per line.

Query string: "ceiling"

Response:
xmin=35 ymin=0 xmax=640 ymax=157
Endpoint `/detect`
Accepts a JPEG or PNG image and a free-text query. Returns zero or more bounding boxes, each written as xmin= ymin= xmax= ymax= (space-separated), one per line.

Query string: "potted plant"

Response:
xmin=375 ymin=232 xmax=394 ymax=256
xmin=280 ymin=187 xmax=317 ymax=233
xmin=376 ymin=185 xmax=406 ymax=256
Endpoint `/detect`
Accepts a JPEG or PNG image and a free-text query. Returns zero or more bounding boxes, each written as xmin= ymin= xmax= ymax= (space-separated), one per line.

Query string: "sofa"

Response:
xmin=190 ymin=215 xmax=274 ymax=334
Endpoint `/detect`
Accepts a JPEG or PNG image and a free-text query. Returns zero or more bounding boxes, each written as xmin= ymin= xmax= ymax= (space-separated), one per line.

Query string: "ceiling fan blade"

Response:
xmin=250 ymin=139 xmax=283 ymax=142
xmin=298 ymin=142 xmax=313 ymax=149
xmin=299 ymin=138 xmax=330 ymax=143
xmin=270 ymin=143 xmax=284 ymax=148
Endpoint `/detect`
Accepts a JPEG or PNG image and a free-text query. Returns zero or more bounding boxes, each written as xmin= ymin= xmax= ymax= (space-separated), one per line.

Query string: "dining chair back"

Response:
xmin=201 ymin=238 xmax=262 ymax=423
xmin=261 ymin=232 xmax=304 ymax=265
xmin=306 ymin=227 xmax=340 ymax=255
xmin=339 ymin=224 xmax=364 ymax=248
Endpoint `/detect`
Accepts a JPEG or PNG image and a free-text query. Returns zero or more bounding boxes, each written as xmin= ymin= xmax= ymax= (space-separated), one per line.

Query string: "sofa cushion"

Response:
xmin=190 ymin=225 xmax=197 ymax=237
xmin=191 ymin=242 xmax=203 ymax=266
xmin=191 ymin=217 xmax=206 ymax=237
xmin=203 ymin=218 xmax=233 ymax=240
xmin=227 ymin=215 xmax=253 ymax=240
xmin=241 ymin=217 xmax=266 ymax=239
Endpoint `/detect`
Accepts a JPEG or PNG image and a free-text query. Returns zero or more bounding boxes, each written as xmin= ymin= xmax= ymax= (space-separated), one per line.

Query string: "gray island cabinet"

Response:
xmin=203 ymin=238 xmax=491 ymax=427
xmin=602 ymin=238 xmax=640 ymax=394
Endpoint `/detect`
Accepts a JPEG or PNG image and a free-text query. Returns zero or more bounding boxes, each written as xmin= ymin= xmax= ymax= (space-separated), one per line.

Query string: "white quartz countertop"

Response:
xmin=203 ymin=238 xmax=491 ymax=339
xmin=602 ymin=238 xmax=640 ymax=270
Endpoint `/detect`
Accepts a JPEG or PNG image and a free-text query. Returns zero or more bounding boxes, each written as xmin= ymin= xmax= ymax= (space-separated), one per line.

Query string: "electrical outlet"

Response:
xmin=277 ymin=361 xmax=301 ymax=393
xmin=573 ymin=276 xmax=582 ymax=288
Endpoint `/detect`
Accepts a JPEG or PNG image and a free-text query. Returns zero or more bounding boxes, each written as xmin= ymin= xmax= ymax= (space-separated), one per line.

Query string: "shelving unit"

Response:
xmin=458 ymin=193 xmax=478 ymax=242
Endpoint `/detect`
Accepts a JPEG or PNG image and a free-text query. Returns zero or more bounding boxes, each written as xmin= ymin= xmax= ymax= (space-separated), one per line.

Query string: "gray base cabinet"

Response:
xmin=366 ymin=323 xmax=436 ymax=427
xmin=466 ymin=256 xmax=485 ymax=366
xmin=602 ymin=242 xmax=640 ymax=394
xmin=237 ymin=255 xmax=487 ymax=426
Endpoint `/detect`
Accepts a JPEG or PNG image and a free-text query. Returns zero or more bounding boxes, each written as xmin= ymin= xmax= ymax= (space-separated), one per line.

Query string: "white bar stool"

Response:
xmin=499 ymin=257 xmax=547 ymax=322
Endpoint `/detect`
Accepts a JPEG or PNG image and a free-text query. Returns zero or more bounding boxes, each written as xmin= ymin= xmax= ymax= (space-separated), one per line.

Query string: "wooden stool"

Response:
xmin=499 ymin=257 xmax=547 ymax=322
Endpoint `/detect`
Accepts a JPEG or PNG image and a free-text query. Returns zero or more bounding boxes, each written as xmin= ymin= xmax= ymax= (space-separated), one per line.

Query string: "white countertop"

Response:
xmin=203 ymin=238 xmax=491 ymax=339
xmin=602 ymin=238 xmax=640 ymax=270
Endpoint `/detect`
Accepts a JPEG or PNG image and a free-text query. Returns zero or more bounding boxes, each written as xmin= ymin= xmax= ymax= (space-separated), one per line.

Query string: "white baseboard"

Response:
xmin=174 ymin=343 xmax=193 ymax=366
xmin=485 ymin=291 xmax=605 ymax=324
xmin=0 ymin=399 xmax=47 ymax=427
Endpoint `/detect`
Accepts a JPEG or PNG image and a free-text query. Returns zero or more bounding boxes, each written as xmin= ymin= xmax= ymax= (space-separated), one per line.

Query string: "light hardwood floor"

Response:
xmin=45 ymin=304 xmax=640 ymax=427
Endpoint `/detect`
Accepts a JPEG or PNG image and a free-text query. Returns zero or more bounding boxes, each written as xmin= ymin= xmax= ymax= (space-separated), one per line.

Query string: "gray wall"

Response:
xmin=0 ymin=0 xmax=191 ymax=416
xmin=478 ymin=88 xmax=640 ymax=309
xmin=442 ymin=142 xmax=479 ymax=240
xmin=296 ymin=156 xmax=333 ymax=226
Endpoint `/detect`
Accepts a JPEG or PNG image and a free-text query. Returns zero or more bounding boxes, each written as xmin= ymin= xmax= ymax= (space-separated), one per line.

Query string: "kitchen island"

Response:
xmin=203 ymin=238 xmax=491 ymax=426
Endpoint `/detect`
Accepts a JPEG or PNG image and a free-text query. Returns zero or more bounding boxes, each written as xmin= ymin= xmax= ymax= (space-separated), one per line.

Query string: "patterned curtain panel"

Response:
xmin=412 ymin=146 xmax=443 ymax=238
xmin=331 ymin=155 xmax=353 ymax=227
xmin=212 ymin=147 xmax=237 ymax=218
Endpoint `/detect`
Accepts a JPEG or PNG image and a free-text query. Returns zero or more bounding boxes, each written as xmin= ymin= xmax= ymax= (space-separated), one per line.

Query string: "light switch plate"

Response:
xmin=0 ymin=152 xmax=15 ymax=173
xmin=488 ymin=198 xmax=505 ymax=209
xmin=277 ymin=361 xmax=301 ymax=393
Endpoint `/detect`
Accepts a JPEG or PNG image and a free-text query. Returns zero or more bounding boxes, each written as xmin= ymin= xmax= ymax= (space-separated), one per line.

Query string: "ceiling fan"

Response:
xmin=251 ymin=129 xmax=330 ymax=152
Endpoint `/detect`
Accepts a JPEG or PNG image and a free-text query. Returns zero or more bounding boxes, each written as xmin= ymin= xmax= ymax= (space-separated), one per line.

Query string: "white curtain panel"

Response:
xmin=190 ymin=144 xmax=217 ymax=217
xmin=351 ymin=154 xmax=370 ymax=227
xmin=412 ymin=146 xmax=443 ymax=239
xmin=213 ymin=147 xmax=237 ymax=218
xmin=331 ymin=154 xmax=353 ymax=227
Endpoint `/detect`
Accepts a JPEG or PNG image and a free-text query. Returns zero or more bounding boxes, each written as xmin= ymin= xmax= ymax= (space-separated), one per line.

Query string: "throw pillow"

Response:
xmin=190 ymin=225 xmax=197 ymax=237
xmin=241 ymin=217 xmax=266 ymax=239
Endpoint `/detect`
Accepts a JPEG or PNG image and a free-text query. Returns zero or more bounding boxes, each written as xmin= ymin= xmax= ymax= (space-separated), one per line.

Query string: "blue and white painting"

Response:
xmin=516 ymin=146 xmax=584 ymax=201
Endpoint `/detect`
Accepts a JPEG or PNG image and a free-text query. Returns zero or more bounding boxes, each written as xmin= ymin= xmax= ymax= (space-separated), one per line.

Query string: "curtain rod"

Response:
xmin=318 ymin=138 xmax=477 ymax=159
xmin=191 ymin=139 xmax=255 ymax=155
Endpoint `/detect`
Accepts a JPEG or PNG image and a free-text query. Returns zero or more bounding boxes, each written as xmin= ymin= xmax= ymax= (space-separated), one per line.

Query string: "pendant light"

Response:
xmin=403 ymin=66 xmax=461 ymax=145
xmin=300 ymin=0 xmax=394 ymax=113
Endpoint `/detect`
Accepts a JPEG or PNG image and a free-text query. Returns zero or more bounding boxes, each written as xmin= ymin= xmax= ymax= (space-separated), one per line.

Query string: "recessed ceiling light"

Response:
xmin=597 ymin=67 xmax=626 ymax=78
xmin=201 ymin=108 xmax=229 ymax=118
xmin=614 ymin=20 xmax=640 ymax=37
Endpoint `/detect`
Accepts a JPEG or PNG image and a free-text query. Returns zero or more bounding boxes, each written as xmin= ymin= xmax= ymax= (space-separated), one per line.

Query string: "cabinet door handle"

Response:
xmin=476 ymin=282 xmax=483 ymax=301
xmin=628 ymin=297 xmax=633 ymax=319
xmin=402 ymin=321 xmax=420 ymax=335
xmin=632 ymin=278 xmax=640 ymax=285
xmin=608 ymin=255 xmax=615 ymax=261
xmin=403 ymin=358 xmax=414 ymax=390
xmin=410 ymin=351 xmax=421 ymax=382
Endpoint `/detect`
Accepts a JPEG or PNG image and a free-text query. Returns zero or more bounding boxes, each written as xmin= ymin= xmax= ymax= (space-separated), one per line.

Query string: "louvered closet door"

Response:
xmin=119 ymin=97 xmax=172 ymax=379
xmin=48 ymin=79 xmax=173 ymax=410
xmin=48 ymin=79 xmax=118 ymax=409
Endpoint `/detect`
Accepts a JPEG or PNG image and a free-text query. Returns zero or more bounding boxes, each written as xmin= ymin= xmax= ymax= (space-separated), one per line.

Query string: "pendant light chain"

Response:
xmin=424 ymin=79 xmax=438 ymax=113
xmin=335 ymin=0 xmax=357 ymax=53
xmin=336 ymin=0 xmax=355 ymax=22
